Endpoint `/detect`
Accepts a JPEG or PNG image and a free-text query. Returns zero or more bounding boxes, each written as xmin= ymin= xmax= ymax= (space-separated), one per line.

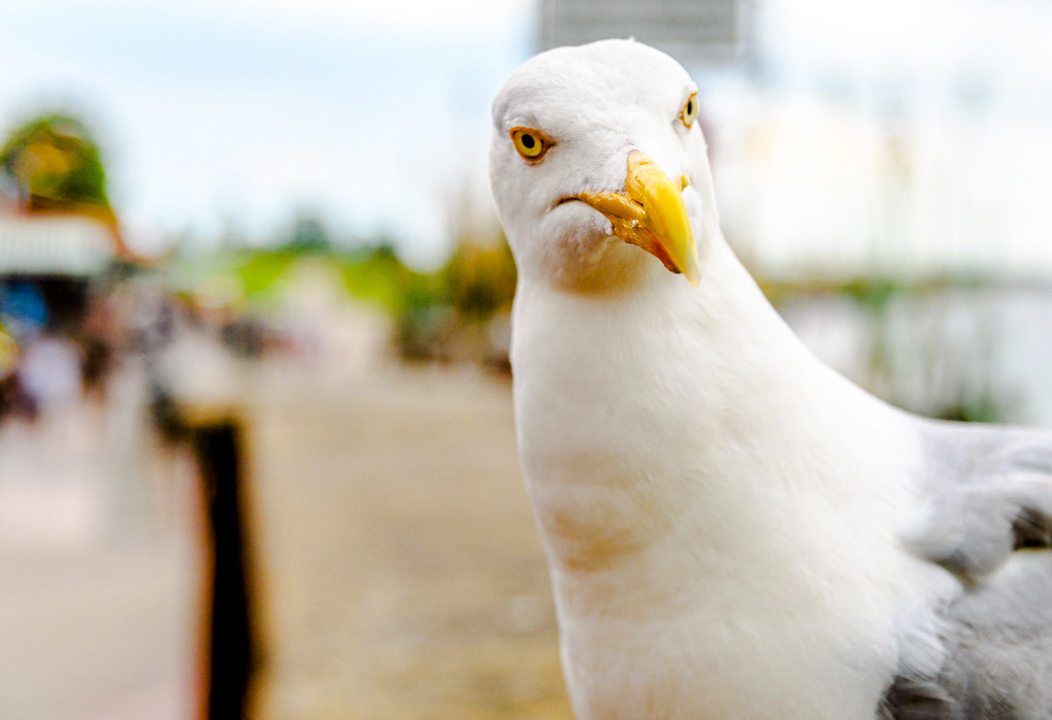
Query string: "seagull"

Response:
xmin=488 ymin=39 xmax=1052 ymax=720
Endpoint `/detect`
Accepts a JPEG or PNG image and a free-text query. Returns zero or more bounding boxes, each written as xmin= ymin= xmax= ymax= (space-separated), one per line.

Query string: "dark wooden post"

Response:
xmin=190 ymin=420 xmax=256 ymax=720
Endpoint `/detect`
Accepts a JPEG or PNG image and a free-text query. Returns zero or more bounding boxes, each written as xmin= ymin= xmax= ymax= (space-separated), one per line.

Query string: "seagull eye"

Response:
xmin=510 ymin=127 xmax=552 ymax=162
xmin=680 ymin=93 xmax=699 ymax=129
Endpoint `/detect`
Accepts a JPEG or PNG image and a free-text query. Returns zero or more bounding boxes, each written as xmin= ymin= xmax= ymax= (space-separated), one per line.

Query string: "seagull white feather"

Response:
xmin=490 ymin=39 xmax=1052 ymax=720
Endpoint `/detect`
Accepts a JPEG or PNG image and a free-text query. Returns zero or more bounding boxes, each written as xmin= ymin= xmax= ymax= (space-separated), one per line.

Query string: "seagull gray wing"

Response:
xmin=884 ymin=553 xmax=1052 ymax=720
xmin=884 ymin=419 xmax=1052 ymax=720
xmin=904 ymin=419 xmax=1052 ymax=579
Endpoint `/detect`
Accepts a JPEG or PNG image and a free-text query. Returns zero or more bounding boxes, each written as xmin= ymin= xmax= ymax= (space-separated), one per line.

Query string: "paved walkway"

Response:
xmin=245 ymin=366 xmax=573 ymax=719
xmin=0 ymin=356 xmax=574 ymax=720
xmin=0 ymin=360 xmax=202 ymax=720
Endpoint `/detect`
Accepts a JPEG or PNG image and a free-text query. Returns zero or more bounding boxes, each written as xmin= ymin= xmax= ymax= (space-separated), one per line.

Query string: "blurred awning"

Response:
xmin=0 ymin=213 xmax=114 ymax=276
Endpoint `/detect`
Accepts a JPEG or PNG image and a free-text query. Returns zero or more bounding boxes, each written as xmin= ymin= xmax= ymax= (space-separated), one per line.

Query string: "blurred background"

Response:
xmin=1 ymin=0 xmax=1052 ymax=718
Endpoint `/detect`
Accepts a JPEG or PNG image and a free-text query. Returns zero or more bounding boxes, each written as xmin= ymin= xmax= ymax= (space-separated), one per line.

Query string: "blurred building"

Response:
xmin=540 ymin=0 xmax=752 ymax=65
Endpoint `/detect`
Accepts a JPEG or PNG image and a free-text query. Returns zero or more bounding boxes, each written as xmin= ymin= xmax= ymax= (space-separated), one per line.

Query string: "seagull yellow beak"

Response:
xmin=576 ymin=150 xmax=700 ymax=286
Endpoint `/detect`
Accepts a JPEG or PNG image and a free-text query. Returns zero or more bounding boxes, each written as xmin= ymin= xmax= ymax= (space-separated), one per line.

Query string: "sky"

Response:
xmin=5 ymin=0 xmax=1052 ymax=274
xmin=0 ymin=0 xmax=535 ymax=266
xmin=742 ymin=0 xmax=1052 ymax=277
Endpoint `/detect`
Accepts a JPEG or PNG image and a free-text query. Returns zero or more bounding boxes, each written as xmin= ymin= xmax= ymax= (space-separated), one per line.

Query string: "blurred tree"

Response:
xmin=438 ymin=166 xmax=517 ymax=321
xmin=386 ymin=164 xmax=518 ymax=366
xmin=0 ymin=111 xmax=130 ymax=257
xmin=340 ymin=243 xmax=434 ymax=314
xmin=440 ymin=235 xmax=516 ymax=321
xmin=0 ymin=113 xmax=114 ymax=222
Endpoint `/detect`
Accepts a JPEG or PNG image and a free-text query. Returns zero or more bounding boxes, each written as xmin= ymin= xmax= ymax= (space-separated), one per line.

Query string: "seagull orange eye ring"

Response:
xmin=510 ymin=127 xmax=554 ymax=162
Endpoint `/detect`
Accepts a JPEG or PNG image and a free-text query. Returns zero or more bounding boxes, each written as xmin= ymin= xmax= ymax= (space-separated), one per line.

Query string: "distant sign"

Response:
xmin=539 ymin=0 xmax=746 ymax=61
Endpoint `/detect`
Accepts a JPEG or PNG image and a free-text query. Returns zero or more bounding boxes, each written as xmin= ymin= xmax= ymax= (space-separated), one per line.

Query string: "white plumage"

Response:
xmin=489 ymin=40 xmax=1052 ymax=720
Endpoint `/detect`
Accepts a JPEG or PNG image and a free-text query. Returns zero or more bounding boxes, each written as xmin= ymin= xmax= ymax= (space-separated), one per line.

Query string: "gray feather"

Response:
xmin=884 ymin=553 xmax=1052 ymax=720
xmin=905 ymin=419 xmax=1052 ymax=579
xmin=884 ymin=419 xmax=1052 ymax=719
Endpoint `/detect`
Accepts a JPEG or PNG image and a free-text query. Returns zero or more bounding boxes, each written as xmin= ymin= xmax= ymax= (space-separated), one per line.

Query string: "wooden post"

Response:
xmin=189 ymin=419 xmax=256 ymax=720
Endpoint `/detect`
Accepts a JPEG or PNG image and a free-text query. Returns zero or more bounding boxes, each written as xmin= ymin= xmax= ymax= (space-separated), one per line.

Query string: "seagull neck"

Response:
xmin=512 ymin=235 xmax=893 ymax=573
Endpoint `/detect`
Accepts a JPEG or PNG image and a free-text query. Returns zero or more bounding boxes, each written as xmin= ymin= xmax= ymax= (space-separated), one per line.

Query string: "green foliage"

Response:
xmin=840 ymin=276 xmax=902 ymax=313
xmin=223 ymin=217 xmax=437 ymax=315
xmin=168 ymin=218 xmax=518 ymax=366
xmin=232 ymin=250 xmax=299 ymax=299
xmin=934 ymin=395 xmax=1005 ymax=424
xmin=207 ymin=242 xmax=434 ymax=317
xmin=439 ymin=236 xmax=517 ymax=321
xmin=0 ymin=113 xmax=112 ymax=213
xmin=336 ymin=244 xmax=435 ymax=314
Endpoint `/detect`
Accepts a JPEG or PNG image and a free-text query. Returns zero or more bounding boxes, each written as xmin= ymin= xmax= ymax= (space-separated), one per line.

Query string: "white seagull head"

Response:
xmin=489 ymin=39 xmax=721 ymax=293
